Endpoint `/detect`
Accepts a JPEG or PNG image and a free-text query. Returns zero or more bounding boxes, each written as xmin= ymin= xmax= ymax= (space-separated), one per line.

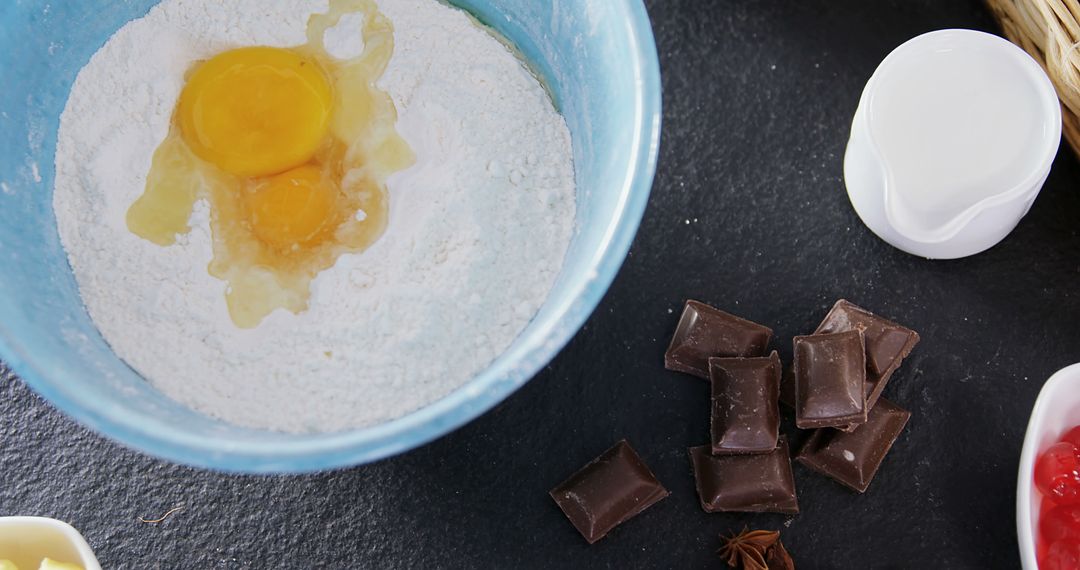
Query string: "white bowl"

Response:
xmin=0 ymin=517 xmax=101 ymax=570
xmin=1017 ymin=363 xmax=1080 ymax=569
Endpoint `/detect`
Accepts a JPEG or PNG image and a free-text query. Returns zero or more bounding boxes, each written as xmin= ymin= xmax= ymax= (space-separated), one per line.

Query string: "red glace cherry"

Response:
xmin=1041 ymin=539 xmax=1080 ymax=570
xmin=1035 ymin=442 xmax=1080 ymax=505
xmin=1062 ymin=426 xmax=1080 ymax=449
xmin=1042 ymin=504 xmax=1080 ymax=545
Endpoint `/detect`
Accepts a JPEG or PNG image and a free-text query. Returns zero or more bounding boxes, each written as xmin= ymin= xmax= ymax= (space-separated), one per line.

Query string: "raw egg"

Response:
xmin=126 ymin=0 xmax=414 ymax=328
xmin=178 ymin=46 xmax=334 ymax=178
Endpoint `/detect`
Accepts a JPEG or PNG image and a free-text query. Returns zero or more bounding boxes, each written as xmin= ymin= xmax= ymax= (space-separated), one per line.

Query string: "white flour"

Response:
xmin=53 ymin=0 xmax=575 ymax=433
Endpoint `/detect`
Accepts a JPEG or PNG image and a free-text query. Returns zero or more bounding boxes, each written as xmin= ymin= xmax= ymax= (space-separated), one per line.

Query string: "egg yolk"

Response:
xmin=178 ymin=47 xmax=333 ymax=177
xmin=246 ymin=165 xmax=337 ymax=249
xmin=127 ymin=0 xmax=415 ymax=328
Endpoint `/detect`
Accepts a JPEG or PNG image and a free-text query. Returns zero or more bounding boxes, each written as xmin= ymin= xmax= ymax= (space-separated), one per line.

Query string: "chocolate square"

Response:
xmin=793 ymin=330 xmax=867 ymax=429
xmin=779 ymin=365 xmax=796 ymax=409
xmin=665 ymin=300 xmax=773 ymax=379
xmin=815 ymin=300 xmax=920 ymax=410
xmin=550 ymin=440 xmax=669 ymax=544
xmin=709 ymin=351 xmax=781 ymax=455
xmin=796 ymin=398 xmax=912 ymax=493
xmin=688 ymin=437 xmax=799 ymax=514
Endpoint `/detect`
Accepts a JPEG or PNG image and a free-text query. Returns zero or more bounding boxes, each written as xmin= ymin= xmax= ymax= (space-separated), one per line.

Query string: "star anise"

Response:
xmin=718 ymin=528 xmax=780 ymax=570
xmin=764 ymin=540 xmax=795 ymax=570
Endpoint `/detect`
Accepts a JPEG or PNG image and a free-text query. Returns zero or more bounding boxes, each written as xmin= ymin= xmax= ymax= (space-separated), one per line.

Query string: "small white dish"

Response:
xmin=845 ymin=29 xmax=1061 ymax=259
xmin=0 ymin=517 xmax=101 ymax=570
xmin=1017 ymin=363 xmax=1080 ymax=569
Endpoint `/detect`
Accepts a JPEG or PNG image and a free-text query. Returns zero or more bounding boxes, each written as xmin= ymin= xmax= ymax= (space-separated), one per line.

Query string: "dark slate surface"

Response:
xmin=3 ymin=0 xmax=1079 ymax=568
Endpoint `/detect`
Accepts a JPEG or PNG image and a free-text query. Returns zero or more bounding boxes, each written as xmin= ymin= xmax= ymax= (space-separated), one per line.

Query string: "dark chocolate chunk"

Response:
xmin=814 ymin=300 xmax=920 ymax=410
xmin=793 ymin=330 xmax=867 ymax=429
xmin=709 ymin=351 xmax=781 ymax=455
xmin=550 ymin=440 xmax=669 ymax=543
xmin=779 ymin=365 xmax=796 ymax=409
xmin=785 ymin=365 xmax=860 ymax=434
xmin=665 ymin=300 xmax=773 ymax=379
xmin=796 ymin=398 xmax=912 ymax=493
xmin=689 ymin=437 xmax=799 ymax=514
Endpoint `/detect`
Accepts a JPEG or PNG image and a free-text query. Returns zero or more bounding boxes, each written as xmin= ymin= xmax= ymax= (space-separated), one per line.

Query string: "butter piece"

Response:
xmin=38 ymin=560 xmax=82 ymax=570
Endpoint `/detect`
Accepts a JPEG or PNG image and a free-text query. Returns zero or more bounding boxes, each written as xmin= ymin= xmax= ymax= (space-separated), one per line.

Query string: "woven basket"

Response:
xmin=988 ymin=0 xmax=1080 ymax=157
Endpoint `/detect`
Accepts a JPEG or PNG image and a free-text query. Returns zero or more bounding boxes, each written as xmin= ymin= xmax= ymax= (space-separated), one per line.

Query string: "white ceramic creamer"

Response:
xmin=845 ymin=29 xmax=1061 ymax=259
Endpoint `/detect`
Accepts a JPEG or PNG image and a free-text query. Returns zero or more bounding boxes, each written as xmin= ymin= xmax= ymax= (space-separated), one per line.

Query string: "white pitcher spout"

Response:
xmin=845 ymin=29 xmax=1061 ymax=259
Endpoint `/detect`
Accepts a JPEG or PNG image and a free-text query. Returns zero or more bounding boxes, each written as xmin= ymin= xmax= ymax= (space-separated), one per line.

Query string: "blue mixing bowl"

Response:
xmin=0 ymin=0 xmax=660 ymax=472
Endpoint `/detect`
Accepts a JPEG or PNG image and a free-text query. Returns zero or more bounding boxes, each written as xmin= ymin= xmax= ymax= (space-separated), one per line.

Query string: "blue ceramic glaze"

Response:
xmin=0 ymin=0 xmax=661 ymax=472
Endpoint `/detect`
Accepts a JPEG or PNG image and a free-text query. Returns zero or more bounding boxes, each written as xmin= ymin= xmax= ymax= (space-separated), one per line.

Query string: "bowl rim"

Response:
xmin=3 ymin=0 xmax=662 ymax=473
xmin=1016 ymin=362 xmax=1080 ymax=569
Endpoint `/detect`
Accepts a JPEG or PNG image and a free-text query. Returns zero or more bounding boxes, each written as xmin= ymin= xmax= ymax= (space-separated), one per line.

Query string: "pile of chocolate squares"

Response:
xmin=670 ymin=299 xmax=918 ymax=512
xmin=548 ymin=299 xmax=919 ymax=547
